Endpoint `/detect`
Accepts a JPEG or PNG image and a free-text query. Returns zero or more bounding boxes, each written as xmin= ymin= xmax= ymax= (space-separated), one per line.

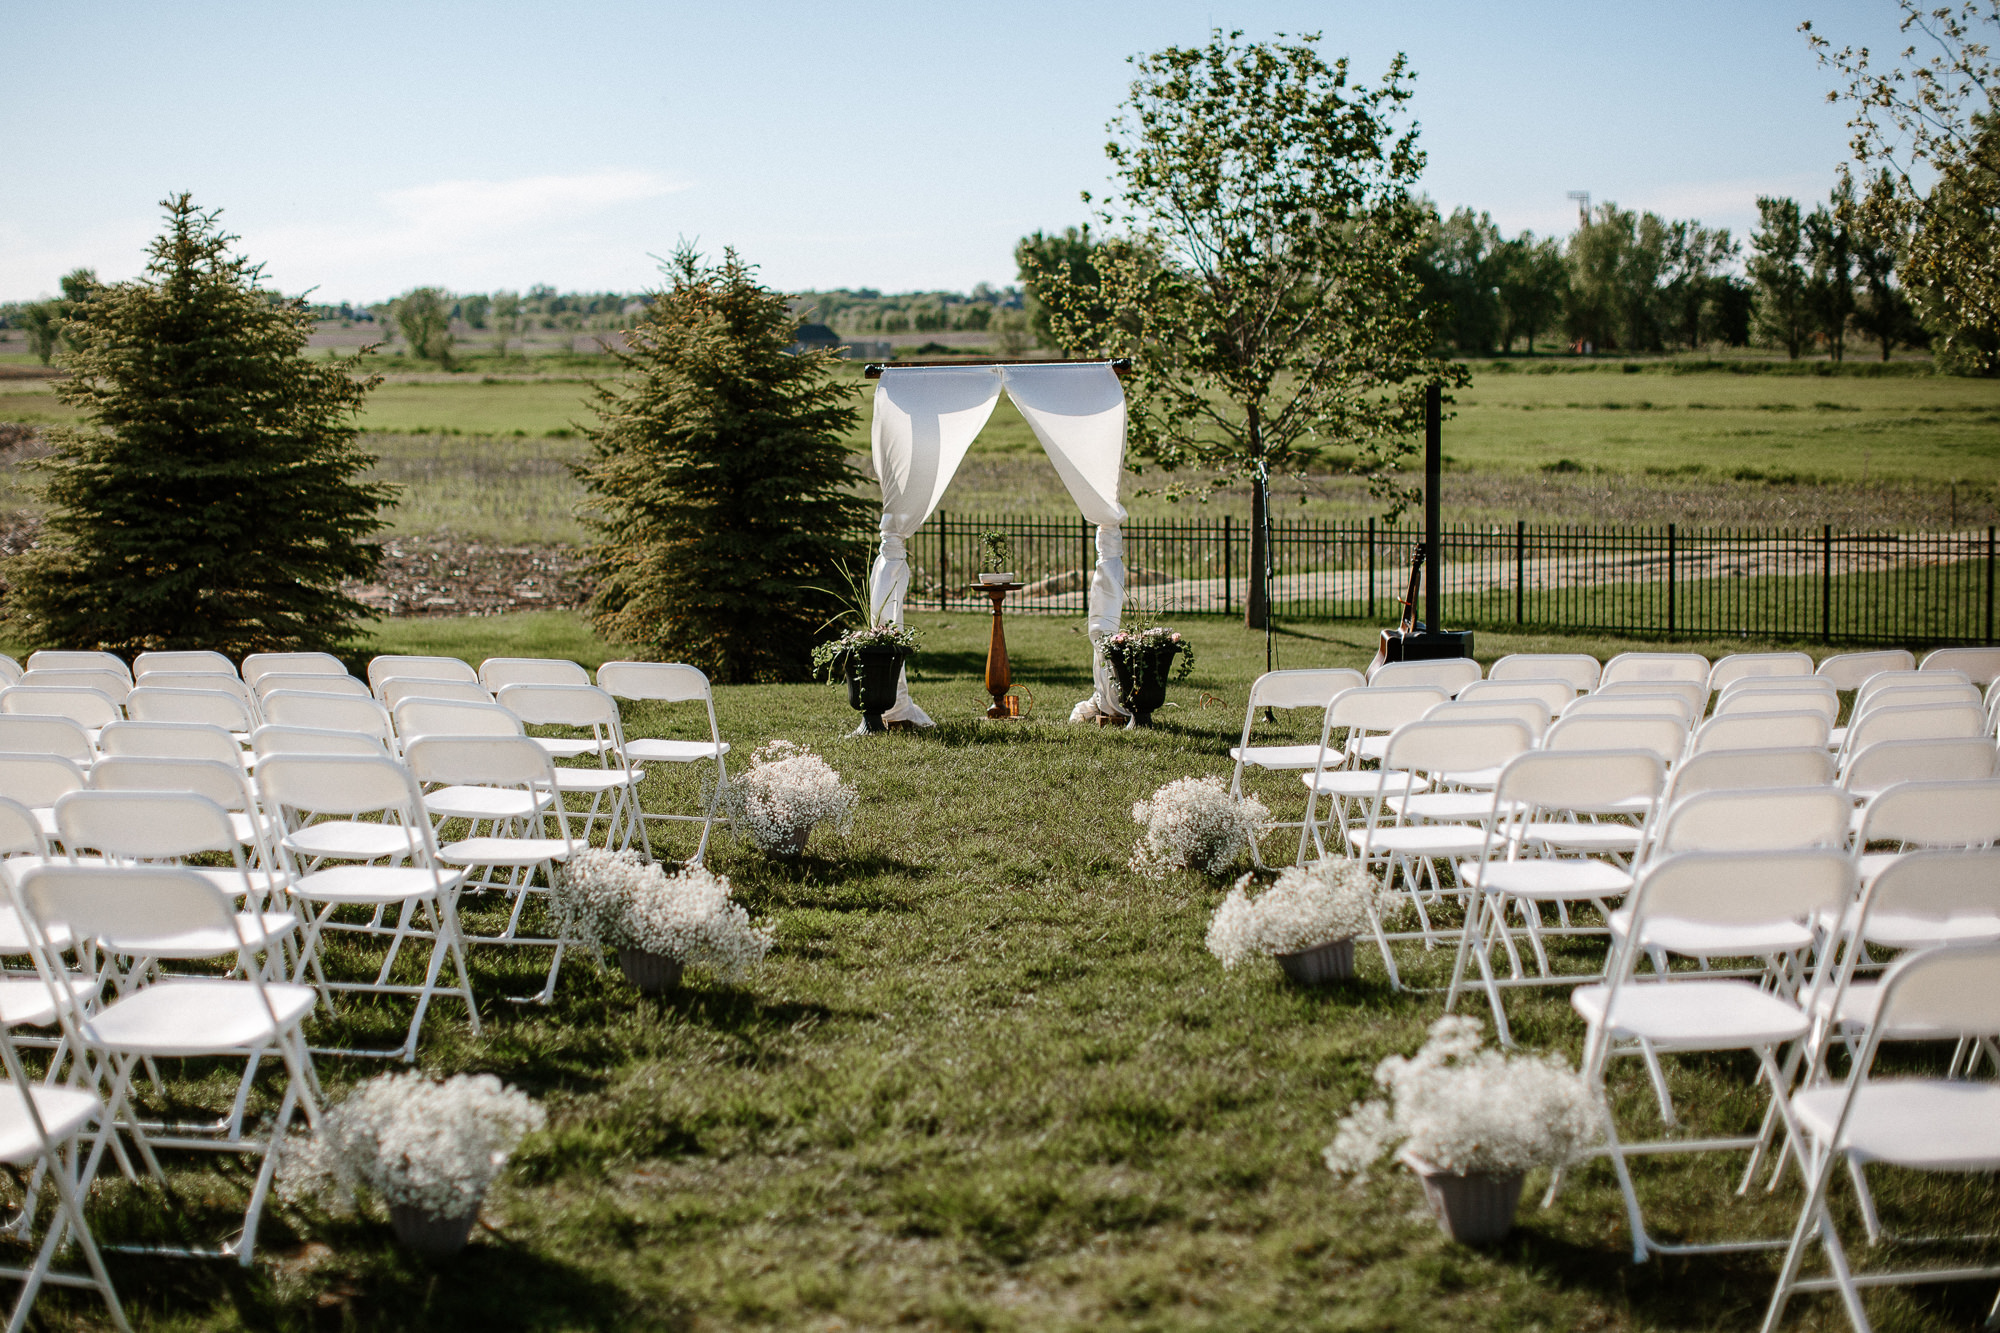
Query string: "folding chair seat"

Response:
xmin=133 ymin=649 xmax=236 ymax=679
xmin=1457 ymin=677 xmax=1576 ymax=716
xmin=1813 ymin=649 xmax=1915 ymax=691
xmin=366 ymin=655 xmax=477 ymax=697
xmin=1296 ymin=686 xmax=1448 ymax=863
xmin=1489 ymin=652 xmax=1600 ymax=694
xmin=0 ymin=688 xmax=120 ymax=735
xmin=124 ymin=686 xmax=256 ymax=737
xmin=1570 ymin=849 xmax=1853 ymax=1262
xmin=258 ymin=691 xmax=398 ymax=758
xmin=1447 ymin=748 xmax=1664 ymax=1044
xmin=1367 ymin=657 xmax=1482 ymax=696
xmin=1600 ymin=651 xmax=1710 ymax=689
xmin=250 ymin=672 xmax=370 ymax=702
xmin=256 ymin=754 xmax=478 ymax=1061
xmin=1920 ymin=645 xmax=2000 ymax=686
xmin=18 ymin=670 xmax=131 ymax=704
xmin=13 ymin=862 xmax=319 ymax=1265
xmin=378 ymin=677 xmax=494 ymax=710
xmin=478 ymin=657 xmax=590 ymax=690
xmin=1762 ymin=942 xmax=2000 ymax=1332
xmin=1839 ymin=736 xmax=1998 ymax=803
xmin=1598 ymin=678 xmax=1708 ymax=719
xmin=1851 ymin=778 xmax=2000 ymax=884
xmin=495 ymin=684 xmax=649 ymax=854
xmin=1690 ymin=710 xmax=1832 ymax=756
xmin=1709 ymin=652 xmax=1815 ymax=693
xmin=25 ymin=651 xmax=129 ymax=682
xmin=596 ymin=662 xmax=735 ymax=864
xmin=239 ymin=652 xmax=346 ymax=686
xmin=406 ymin=736 xmax=577 ymax=1002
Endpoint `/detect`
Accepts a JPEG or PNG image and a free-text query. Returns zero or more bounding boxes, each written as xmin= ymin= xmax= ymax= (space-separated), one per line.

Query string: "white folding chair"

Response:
xmin=0 ymin=757 xmax=87 ymax=845
xmin=1840 ymin=737 xmax=2000 ymax=803
xmin=1562 ymin=693 xmax=1696 ymax=724
xmin=1571 ymin=848 xmax=1853 ymax=1262
xmin=18 ymin=671 xmax=131 ymax=705
xmin=1921 ymin=646 xmax=2000 ymax=686
xmin=12 ymin=862 xmax=320 ymax=1265
xmin=129 ymin=671 xmax=258 ymax=707
xmin=83 ymin=757 xmax=286 ymax=899
xmin=1544 ymin=714 xmax=1691 ymax=768
xmin=366 ymin=655 xmax=477 ymax=697
xmin=1690 ymin=710 xmax=1833 ymax=756
xmin=1448 ymin=748 xmax=1665 ymax=1045
xmin=1762 ymin=942 xmax=2000 ymax=1333
xmin=248 ymin=725 xmax=392 ymax=763
xmin=1489 ymin=652 xmax=1601 ymax=693
xmin=0 ymin=717 xmax=94 ymax=769
xmin=1297 ymin=686 xmax=1449 ymax=864
xmin=133 ymin=650 xmax=236 ymax=679
xmin=1227 ymin=670 xmax=1368 ymax=867
xmin=1424 ymin=697 xmax=1550 ymax=740
xmin=25 ymin=652 xmax=128 ymax=682
xmin=239 ymin=652 xmax=346 ymax=686
xmin=0 ymin=689 xmax=120 ymax=734
xmin=0 ymin=658 xmax=20 ymax=688
xmin=97 ymin=719 xmax=246 ymax=769
xmin=405 ymin=736 xmax=577 ymax=1004
xmin=1600 ymin=651 xmax=1710 ymax=689
xmin=124 ymin=687 xmax=256 ymax=737
xmin=250 ymin=672 xmax=370 ymax=702
xmin=479 ymin=657 xmax=590 ymax=691
xmin=1852 ymin=778 xmax=2000 ymax=884
xmin=1664 ymin=747 xmax=1836 ymax=804
xmin=1853 ymin=668 xmax=1968 ymax=712
xmin=259 ymin=691 xmax=397 ymax=755
xmin=390 ymin=699 xmax=537 ymax=828
xmin=377 ymin=677 xmax=495 ymax=710
xmin=256 ymin=754 xmax=478 ymax=1061
xmin=496 ymin=684 xmax=650 ymax=855
xmin=1598 ymin=678 xmax=1709 ymax=718
xmin=1714 ymin=687 xmax=1838 ymax=726
xmin=1457 ymin=677 xmax=1576 ymax=716
xmin=1813 ymin=649 xmax=1916 ymax=691
xmin=1836 ymin=701 xmax=1985 ymax=770
xmin=1709 ymin=652 xmax=1815 ymax=692
xmin=595 ymin=662 xmax=735 ymax=865
xmin=1367 ymin=658 xmax=1482 ymax=696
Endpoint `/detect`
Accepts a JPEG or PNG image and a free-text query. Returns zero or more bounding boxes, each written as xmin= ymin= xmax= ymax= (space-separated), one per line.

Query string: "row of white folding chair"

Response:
xmin=1490 ymin=653 xmax=1601 ymax=693
xmin=1919 ymin=644 xmax=2000 ymax=686
xmin=1367 ymin=657 xmax=1482 ymax=695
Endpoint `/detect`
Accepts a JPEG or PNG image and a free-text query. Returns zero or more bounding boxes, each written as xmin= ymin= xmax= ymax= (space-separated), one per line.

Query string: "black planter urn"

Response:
xmin=1107 ymin=643 xmax=1182 ymax=728
xmin=845 ymin=646 xmax=910 ymax=732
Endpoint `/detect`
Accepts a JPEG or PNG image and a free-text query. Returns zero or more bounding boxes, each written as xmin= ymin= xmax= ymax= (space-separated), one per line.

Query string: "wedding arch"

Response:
xmin=863 ymin=359 xmax=1130 ymax=727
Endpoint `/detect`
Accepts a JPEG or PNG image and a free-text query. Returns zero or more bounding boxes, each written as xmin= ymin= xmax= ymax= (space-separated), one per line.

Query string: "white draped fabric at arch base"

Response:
xmin=867 ymin=361 xmax=1128 ymax=728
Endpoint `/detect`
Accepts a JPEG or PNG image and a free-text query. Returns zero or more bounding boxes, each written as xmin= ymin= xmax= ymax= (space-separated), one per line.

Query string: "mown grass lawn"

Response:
xmin=24 ymin=611 xmax=1994 ymax=1332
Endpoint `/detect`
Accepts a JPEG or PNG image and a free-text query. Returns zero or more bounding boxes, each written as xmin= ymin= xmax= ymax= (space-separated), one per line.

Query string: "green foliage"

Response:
xmin=1906 ymin=114 xmax=2000 ymax=375
xmin=1750 ymin=196 xmax=1812 ymax=359
xmin=576 ymin=246 xmax=871 ymax=683
xmin=1493 ymin=231 xmax=1567 ymax=354
xmin=13 ymin=267 xmax=98 ymax=366
xmin=5 ymin=195 xmax=393 ymax=656
xmin=394 ymin=286 xmax=454 ymax=365
xmin=1804 ymin=180 xmax=1857 ymax=362
xmin=1014 ymin=225 xmax=1106 ymax=349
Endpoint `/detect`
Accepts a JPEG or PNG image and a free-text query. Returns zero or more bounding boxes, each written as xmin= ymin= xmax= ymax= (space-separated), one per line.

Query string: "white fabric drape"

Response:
xmin=1000 ymin=363 xmax=1129 ymax=718
xmin=868 ymin=367 xmax=1003 ymax=726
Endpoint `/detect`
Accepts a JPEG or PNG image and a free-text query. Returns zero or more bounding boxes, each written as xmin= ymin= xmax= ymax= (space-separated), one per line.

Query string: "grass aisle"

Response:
xmin=48 ymin=613 xmax=1996 ymax=1331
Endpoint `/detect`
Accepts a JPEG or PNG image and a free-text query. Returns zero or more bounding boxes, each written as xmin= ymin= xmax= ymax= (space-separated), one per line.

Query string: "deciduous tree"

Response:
xmin=1494 ymin=233 xmax=1566 ymax=354
xmin=394 ymin=286 xmax=453 ymax=365
xmin=1750 ymin=196 xmax=1812 ymax=358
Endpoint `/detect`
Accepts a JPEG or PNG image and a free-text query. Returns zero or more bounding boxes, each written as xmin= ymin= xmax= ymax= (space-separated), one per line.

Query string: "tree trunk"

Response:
xmin=1245 ymin=404 xmax=1268 ymax=632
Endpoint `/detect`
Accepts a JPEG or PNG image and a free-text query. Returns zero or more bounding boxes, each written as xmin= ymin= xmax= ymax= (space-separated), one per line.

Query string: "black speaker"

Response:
xmin=1379 ymin=627 xmax=1476 ymax=663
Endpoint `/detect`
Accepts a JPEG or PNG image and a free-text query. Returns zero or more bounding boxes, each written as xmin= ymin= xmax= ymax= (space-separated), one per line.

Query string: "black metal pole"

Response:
xmin=1425 ymin=383 xmax=1442 ymax=635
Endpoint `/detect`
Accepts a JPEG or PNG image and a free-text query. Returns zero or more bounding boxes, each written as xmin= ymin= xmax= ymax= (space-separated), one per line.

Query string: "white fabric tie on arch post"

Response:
xmin=867 ymin=361 xmax=1129 ymax=727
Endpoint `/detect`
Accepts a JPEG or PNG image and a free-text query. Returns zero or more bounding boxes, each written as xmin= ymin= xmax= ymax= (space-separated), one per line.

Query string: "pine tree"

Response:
xmin=577 ymin=247 xmax=869 ymax=683
xmin=5 ymin=195 xmax=393 ymax=656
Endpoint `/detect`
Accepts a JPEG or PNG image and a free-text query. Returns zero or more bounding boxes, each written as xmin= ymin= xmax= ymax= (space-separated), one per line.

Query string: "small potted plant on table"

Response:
xmin=813 ymin=622 xmax=919 ymax=733
xmin=1322 ymin=1017 xmax=1603 ymax=1245
xmin=553 ymin=848 xmax=775 ymax=994
xmin=1205 ymin=858 xmax=1384 ymax=984
xmin=977 ymin=531 xmax=1016 ymax=585
xmin=1098 ymin=626 xmax=1194 ymax=728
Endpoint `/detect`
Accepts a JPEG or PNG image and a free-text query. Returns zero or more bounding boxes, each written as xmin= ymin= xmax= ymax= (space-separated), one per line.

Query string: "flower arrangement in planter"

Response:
xmin=281 ymin=1072 xmax=544 ymax=1258
xmin=1322 ymin=1017 xmax=1603 ymax=1244
xmin=1129 ymin=776 xmax=1271 ymax=879
xmin=812 ymin=622 xmax=920 ymax=733
xmin=977 ymin=531 xmax=1016 ymax=585
xmin=553 ymin=848 xmax=775 ymax=993
xmin=718 ymin=740 xmax=858 ymax=856
xmin=1206 ymin=859 xmax=1385 ymax=984
xmin=1097 ymin=626 xmax=1195 ymax=727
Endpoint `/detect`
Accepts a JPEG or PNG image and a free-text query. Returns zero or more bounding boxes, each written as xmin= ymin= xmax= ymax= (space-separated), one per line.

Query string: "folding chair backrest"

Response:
xmin=96 ymin=720 xmax=246 ymax=767
xmin=1855 ymin=669 xmax=1964 ymax=709
xmin=1857 ymin=778 xmax=2000 ymax=849
xmin=392 ymin=697 xmax=523 ymax=742
xmin=378 ymin=678 xmax=495 ymax=710
xmin=0 ymin=687 xmax=119 ymax=729
xmin=367 ymin=655 xmax=477 ymax=693
xmin=1855 ymin=682 xmax=1981 ymax=719
xmin=1869 ymin=942 xmax=2000 ymax=1043
xmin=1493 ymin=748 xmax=1662 ymax=816
xmin=1862 ymin=849 xmax=2000 ymax=932
xmin=0 ymin=716 xmax=93 ymax=764
xmin=479 ymin=657 xmax=590 ymax=690
xmin=1323 ymin=685 xmax=1449 ymax=735
xmin=1691 ymin=709 xmax=1832 ymax=755
xmin=1379 ymin=717 xmax=1533 ymax=776
xmin=249 ymin=724 xmax=393 ymax=760
xmin=1234 ymin=667 xmax=1367 ymax=715
xmin=1708 ymin=652 xmax=1814 ymax=692
xmin=1457 ymin=678 xmax=1574 ymax=715
xmin=405 ymin=734 xmax=559 ymax=792
xmin=1654 ymin=786 xmax=1851 ymax=853
xmin=1562 ymin=693 xmax=1694 ymax=723
xmin=54 ymin=789 xmax=236 ymax=860
xmin=1424 ymin=698 xmax=1549 ymax=739
xmin=251 ymin=672 xmax=369 ymax=701
xmin=125 ymin=687 xmax=255 ymax=732
xmin=1597 ymin=679 xmax=1707 ymax=717
xmin=1367 ymin=658 xmax=1482 ymax=695
xmin=1600 ymin=652 xmax=1709 ymax=688
xmin=0 ymin=656 xmax=19 ymax=687
xmin=594 ymin=660 xmax=721 ymax=704
xmin=495 ymin=682 xmax=623 ymax=730
xmin=88 ymin=754 xmax=253 ymax=813
xmin=256 ymin=752 xmax=429 ymax=822
xmin=1921 ymin=646 xmax=2000 ymax=687
xmin=1626 ymin=848 xmax=1853 ymax=934
xmin=1842 ymin=737 xmax=2000 ymax=796
xmin=19 ymin=669 xmax=131 ymax=702
xmin=260 ymin=691 xmax=396 ymax=745
xmin=26 ymin=650 xmax=129 ymax=681
xmin=0 ymin=796 xmax=45 ymax=857
xmin=1488 ymin=653 xmax=1600 ymax=692
xmin=1815 ymin=648 xmax=1917 ymax=691
xmin=1712 ymin=690 xmax=1837 ymax=724
xmin=1843 ymin=702 xmax=1985 ymax=751
xmin=1718 ymin=674 xmax=1825 ymax=700
xmin=1543 ymin=714 xmax=1689 ymax=764
xmin=133 ymin=650 xmax=236 ymax=678
xmin=0 ymin=754 xmax=87 ymax=809
xmin=17 ymin=863 xmax=236 ymax=946
xmin=1668 ymin=746 xmax=1834 ymax=801
xmin=131 ymin=671 xmax=258 ymax=704
xmin=240 ymin=651 xmax=347 ymax=685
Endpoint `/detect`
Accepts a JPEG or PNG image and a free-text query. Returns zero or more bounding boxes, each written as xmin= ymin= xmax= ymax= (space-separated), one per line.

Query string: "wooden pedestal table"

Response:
xmin=973 ymin=582 xmax=1024 ymax=719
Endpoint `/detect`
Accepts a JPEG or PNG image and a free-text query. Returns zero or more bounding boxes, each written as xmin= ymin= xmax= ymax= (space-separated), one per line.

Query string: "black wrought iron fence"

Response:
xmin=908 ymin=512 xmax=1998 ymax=645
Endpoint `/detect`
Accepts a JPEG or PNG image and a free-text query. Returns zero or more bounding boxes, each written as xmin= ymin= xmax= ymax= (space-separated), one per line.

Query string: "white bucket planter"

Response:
xmin=1401 ymin=1151 xmax=1525 ymax=1244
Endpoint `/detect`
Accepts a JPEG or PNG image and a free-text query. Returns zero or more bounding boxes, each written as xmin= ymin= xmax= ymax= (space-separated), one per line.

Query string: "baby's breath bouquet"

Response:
xmin=1207 ymin=859 xmax=1384 ymax=968
xmin=1129 ymin=776 xmax=1271 ymax=879
xmin=554 ymin=848 xmax=774 ymax=982
xmin=719 ymin=740 xmax=858 ymax=855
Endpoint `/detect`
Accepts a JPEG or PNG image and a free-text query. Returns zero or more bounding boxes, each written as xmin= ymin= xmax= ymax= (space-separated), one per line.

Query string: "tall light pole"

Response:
xmin=1566 ymin=191 xmax=1591 ymax=227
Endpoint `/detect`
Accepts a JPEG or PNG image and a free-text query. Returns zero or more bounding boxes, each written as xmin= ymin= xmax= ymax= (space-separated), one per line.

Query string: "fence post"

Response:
xmin=1667 ymin=524 xmax=1676 ymax=636
xmin=1822 ymin=524 xmax=1833 ymax=643
xmin=1988 ymin=526 xmax=1996 ymax=645
xmin=1514 ymin=520 xmax=1525 ymax=626
xmin=1223 ymin=514 xmax=1233 ymax=616
xmin=937 ymin=511 xmax=947 ymax=611
xmin=1366 ymin=517 xmax=1375 ymax=620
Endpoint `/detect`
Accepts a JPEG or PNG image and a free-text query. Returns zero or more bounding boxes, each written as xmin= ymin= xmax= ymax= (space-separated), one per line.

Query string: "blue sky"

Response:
xmin=1 ymin=0 xmax=1910 ymax=303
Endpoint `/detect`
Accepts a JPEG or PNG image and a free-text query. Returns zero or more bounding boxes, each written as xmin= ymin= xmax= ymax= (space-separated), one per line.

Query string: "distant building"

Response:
xmin=789 ymin=323 xmax=842 ymax=354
